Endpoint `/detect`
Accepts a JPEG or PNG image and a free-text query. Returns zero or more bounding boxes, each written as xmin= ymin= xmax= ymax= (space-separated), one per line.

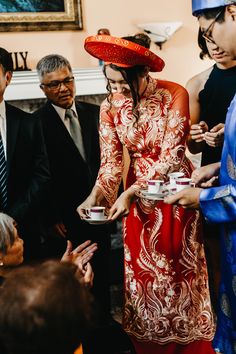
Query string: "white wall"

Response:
xmin=0 ymin=0 xmax=212 ymax=87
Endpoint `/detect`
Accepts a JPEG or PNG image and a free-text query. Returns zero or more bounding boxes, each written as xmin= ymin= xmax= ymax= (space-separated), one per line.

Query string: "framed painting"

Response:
xmin=0 ymin=0 xmax=83 ymax=32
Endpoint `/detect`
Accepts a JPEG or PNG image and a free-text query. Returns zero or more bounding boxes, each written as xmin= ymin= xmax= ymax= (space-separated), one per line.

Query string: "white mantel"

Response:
xmin=5 ymin=67 xmax=107 ymax=101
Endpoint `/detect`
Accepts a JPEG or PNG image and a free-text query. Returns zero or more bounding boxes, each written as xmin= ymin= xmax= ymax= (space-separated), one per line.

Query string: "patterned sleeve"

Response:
xmin=95 ymin=99 xmax=124 ymax=206
xmin=200 ymin=96 xmax=236 ymax=223
xmin=154 ymin=82 xmax=191 ymax=177
xmin=200 ymin=184 xmax=236 ymax=223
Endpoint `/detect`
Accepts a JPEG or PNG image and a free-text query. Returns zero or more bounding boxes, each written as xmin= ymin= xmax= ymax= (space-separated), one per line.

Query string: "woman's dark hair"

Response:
xmin=123 ymin=33 xmax=151 ymax=49
xmin=103 ymin=33 xmax=151 ymax=120
xmin=197 ymin=6 xmax=225 ymax=22
xmin=198 ymin=28 xmax=211 ymax=60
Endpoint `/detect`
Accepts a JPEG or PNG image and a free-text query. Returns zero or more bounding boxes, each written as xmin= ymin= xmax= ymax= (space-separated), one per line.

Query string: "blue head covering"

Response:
xmin=192 ymin=0 xmax=236 ymax=16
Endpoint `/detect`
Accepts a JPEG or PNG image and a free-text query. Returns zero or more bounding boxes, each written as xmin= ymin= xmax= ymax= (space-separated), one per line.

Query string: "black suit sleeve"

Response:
xmin=8 ymin=117 xmax=51 ymax=223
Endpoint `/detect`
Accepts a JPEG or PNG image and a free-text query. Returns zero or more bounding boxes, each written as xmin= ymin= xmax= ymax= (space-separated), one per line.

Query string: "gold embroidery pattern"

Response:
xmin=220 ymin=293 xmax=231 ymax=318
xmin=214 ymin=186 xmax=230 ymax=199
xmin=227 ymin=154 xmax=236 ymax=180
xmin=96 ymin=77 xmax=191 ymax=204
xmin=123 ymin=208 xmax=214 ymax=344
xmin=96 ymin=78 xmax=214 ymax=344
xmin=232 ymin=276 xmax=236 ymax=296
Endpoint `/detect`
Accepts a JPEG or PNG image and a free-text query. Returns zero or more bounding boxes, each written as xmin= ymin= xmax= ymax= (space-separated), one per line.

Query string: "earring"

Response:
xmin=0 ymin=259 xmax=4 ymax=266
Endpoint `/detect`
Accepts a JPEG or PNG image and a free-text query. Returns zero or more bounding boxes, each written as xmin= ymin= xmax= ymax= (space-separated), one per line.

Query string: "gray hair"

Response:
xmin=0 ymin=213 xmax=15 ymax=255
xmin=36 ymin=54 xmax=72 ymax=81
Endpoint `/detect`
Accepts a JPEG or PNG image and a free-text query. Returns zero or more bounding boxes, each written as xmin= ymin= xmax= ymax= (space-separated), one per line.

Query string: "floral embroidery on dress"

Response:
xmin=123 ymin=207 xmax=214 ymax=343
xmin=96 ymin=77 xmax=190 ymax=204
xmin=95 ymin=77 xmax=214 ymax=345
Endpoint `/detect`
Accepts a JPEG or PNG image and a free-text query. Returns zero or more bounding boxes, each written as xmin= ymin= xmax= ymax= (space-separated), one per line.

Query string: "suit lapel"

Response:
xmin=6 ymin=104 xmax=20 ymax=172
xmin=47 ymin=103 xmax=87 ymax=162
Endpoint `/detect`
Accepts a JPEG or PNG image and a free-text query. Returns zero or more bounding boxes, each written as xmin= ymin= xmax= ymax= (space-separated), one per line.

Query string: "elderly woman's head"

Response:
xmin=0 ymin=213 xmax=24 ymax=267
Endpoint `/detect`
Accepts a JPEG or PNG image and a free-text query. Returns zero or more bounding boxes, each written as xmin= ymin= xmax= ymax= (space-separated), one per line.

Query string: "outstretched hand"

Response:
xmin=61 ymin=240 xmax=97 ymax=288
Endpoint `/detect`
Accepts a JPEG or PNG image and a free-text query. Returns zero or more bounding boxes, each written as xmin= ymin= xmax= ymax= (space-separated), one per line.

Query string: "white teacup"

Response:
xmin=147 ymin=180 xmax=164 ymax=194
xmin=175 ymin=178 xmax=195 ymax=192
xmin=86 ymin=206 xmax=106 ymax=220
xmin=168 ymin=172 xmax=185 ymax=186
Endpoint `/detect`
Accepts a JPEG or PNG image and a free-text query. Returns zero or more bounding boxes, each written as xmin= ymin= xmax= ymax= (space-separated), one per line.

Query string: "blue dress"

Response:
xmin=200 ymin=94 xmax=236 ymax=354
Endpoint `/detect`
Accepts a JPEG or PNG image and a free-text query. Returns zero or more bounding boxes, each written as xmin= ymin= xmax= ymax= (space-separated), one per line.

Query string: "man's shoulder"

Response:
xmin=6 ymin=102 xmax=39 ymax=127
xmin=76 ymin=100 xmax=100 ymax=114
xmin=33 ymin=101 xmax=52 ymax=116
xmin=6 ymin=102 xmax=32 ymax=118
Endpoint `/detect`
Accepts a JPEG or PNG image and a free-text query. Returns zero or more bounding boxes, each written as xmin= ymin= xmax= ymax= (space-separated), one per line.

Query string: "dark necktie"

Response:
xmin=0 ymin=132 xmax=7 ymax=211
xmin=65 ymin=109 xmax=86 ymax=160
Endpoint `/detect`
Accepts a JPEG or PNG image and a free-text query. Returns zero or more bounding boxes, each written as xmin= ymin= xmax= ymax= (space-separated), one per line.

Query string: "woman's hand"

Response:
xmin=77 ymin=195 xmax=97 ymax=219
xmin=204 ymin=123 xmax=224 ymax=147
xmin=76 ymin=186 xmax=105 ymax=219
xmin=107 ymin=188 xmax=136 ymax=221
xmin=191 ymin=162 xmax=220 ymax=187
xmin=189 ymin=121 xmax=208 ymax=143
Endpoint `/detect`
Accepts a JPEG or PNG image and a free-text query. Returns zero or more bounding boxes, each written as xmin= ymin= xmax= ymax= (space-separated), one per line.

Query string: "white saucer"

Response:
xmin=164 ymin=184 xmax=177 ymax=194
xmin=84 ymin=217 xmax=108 ymax=225
xmin=138 ymin=189 xmax=168 ymax=200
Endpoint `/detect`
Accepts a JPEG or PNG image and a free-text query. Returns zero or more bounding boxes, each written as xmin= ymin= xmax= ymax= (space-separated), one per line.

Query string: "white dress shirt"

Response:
xmin=52 ymin=102 xmax=79 ymax=132
xmin=0 ymin=100 xmax=7 ymax=159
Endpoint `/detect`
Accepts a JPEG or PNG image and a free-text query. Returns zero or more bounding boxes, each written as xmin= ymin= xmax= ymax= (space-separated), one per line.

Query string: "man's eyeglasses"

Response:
xmin=40 ymin=76 xmax=74 ymax=90
xmin=202 ymin=9 xmax=224 ymax=44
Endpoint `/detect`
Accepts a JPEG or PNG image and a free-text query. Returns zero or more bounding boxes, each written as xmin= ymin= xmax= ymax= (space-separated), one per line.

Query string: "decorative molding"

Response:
xmin=0 ymin=0 xmax=82 ymax=32
xmin=5 ymin=67 xmax=107 ymax=101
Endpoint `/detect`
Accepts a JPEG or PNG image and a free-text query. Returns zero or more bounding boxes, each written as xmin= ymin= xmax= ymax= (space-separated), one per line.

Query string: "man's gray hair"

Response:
xmin=36 ymin=54 xmax=72 ymax=81
xmin=0 ymin=213 xmax=15 ymax=255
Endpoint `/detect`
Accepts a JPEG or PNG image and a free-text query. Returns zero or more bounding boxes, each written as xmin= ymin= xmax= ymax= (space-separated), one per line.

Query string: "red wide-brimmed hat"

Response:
xmin=84 ymin=35 xmax=165 ymax=72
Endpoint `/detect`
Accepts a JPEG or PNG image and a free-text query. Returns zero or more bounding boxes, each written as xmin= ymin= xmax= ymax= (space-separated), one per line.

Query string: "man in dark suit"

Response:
xmin=0 ymin=47 xmax=50 ymax=260
xmin=33 ymin=53 xmax=112 ymax=318
xmin=34 ymin=54 xmax=135 ymax=354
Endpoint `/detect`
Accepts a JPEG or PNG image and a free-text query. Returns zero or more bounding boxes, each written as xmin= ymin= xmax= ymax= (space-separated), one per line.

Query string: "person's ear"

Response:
xmin=5 ymin=71 xmax=12 ymax=86
xmin=39 ymin=83 xmax=46 ymax=93
xmin=226 ymin=4 xmax=236 ymax=21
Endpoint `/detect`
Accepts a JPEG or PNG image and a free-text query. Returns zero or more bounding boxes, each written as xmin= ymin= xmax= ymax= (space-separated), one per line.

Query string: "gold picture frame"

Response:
xmin=0 ymin=0 xmax=82 ymax=32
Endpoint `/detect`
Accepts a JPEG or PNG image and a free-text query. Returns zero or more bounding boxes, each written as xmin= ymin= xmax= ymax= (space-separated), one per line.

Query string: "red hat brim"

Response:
xmin=84 ymin=35 xmax=165 ymax=72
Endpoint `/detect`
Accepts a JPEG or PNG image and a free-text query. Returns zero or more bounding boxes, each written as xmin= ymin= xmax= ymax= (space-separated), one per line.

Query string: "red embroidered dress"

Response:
xmin=96 ymin=77 xmax=215 ymax=353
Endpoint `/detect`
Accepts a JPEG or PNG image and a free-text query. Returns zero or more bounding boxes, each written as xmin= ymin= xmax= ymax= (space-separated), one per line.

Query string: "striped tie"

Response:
xmin=0 ymin=132 xmax=7 ymax=211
